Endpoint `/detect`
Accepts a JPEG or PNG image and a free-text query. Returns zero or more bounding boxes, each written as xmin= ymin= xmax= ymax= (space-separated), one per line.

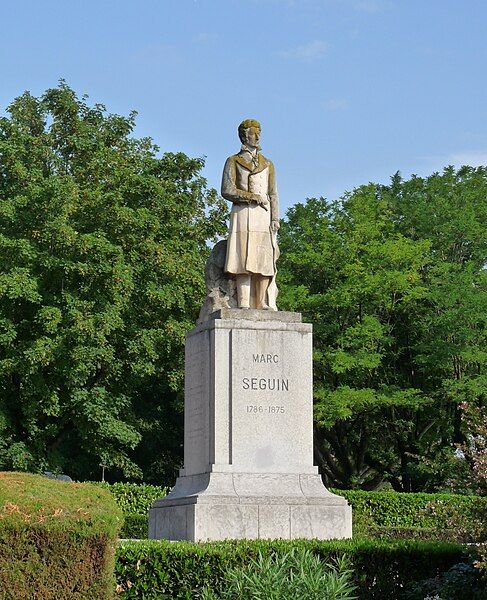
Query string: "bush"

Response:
xmin=0 ymin=471 xmax=122 ymax=599
xmin=333 ymin=489 xmax=487 ymax=531
xmin=116 ymin=538 xmax=467 ymax=599
xmin=98 ymin=482 xmax=486 ymax=542
xmin=200 ymin=549 xmax=357 ymax=599
xmin=363 ymin=525 xmax=469 ymax=542
xmin=403 ymin=562 xmax=487 ymax=600
xmin=121 ymin=514 xmax=148 ymax=539
xmin=94 ymin=482 xmax=168 ymax=515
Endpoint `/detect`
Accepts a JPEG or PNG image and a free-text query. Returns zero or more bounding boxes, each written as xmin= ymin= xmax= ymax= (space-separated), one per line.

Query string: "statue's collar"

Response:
xmin=240 ymin=143 xmax=261 ymax=156
xmin=235 ymin=145 xmax=267 ymax=173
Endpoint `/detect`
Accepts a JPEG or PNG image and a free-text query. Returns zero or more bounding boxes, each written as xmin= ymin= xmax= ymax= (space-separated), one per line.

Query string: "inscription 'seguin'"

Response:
xmin=244 ymin=353 xmax=288 ymax=391
xmin=241 ymin=350 xmax=290 ymax=417
xmin=242 ymin=377 xmax=289 ymax=391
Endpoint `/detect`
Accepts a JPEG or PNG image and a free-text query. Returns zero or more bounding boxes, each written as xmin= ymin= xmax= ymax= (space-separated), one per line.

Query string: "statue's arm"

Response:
xmin=221 ymin=157 xmax=257 ymax=205
xmin=268 ymin=161 xmax=280 ymax=229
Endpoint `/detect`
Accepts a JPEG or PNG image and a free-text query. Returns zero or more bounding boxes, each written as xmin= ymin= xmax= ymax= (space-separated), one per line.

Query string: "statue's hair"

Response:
xmin=238 ymin=119 xmax=261 ymax=141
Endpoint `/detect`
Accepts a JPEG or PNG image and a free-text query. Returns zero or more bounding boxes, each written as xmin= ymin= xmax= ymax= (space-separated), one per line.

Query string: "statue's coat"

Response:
xmin=221 ymin=150 xmax=279 ymax=276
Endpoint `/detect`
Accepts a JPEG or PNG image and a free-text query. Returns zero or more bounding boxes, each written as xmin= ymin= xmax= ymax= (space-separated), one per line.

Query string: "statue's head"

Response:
xmin=238 ymin=119 xmax=261 ymax=148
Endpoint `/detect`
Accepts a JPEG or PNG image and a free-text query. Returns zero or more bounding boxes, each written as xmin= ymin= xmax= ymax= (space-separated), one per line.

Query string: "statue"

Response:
xmin=221 ymin=119 xmax=280 ymax=310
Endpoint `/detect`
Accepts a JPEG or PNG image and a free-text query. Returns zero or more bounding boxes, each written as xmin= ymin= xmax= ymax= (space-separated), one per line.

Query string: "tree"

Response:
xmin=278 ymin=167 xmax=487 ymax=491
xmin=385 ymin=168 xmax=487 ymax=490
xmin=0 ymin=83 xmax=227 ymax=481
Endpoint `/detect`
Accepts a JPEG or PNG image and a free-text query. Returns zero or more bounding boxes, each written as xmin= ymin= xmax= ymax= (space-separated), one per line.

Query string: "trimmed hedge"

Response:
xmin=364 ymin=525 xmax=468 ymax=542
xmin=101 ymin=482 xmax=486 ymax=541
xmin=121 ymin=513 xmax=148 ymax=539
xmin=100 ymin=482 xmax=486 ymax=528
xmin=94 ymin=482 xmax=168 ymax=515
xmin=333 ymin=489 xmax=487 ymax=530
xmin=116 ymin=538 xmax=468 ymax=599
xmin=0 ymin=471 xmax=122 ymax=599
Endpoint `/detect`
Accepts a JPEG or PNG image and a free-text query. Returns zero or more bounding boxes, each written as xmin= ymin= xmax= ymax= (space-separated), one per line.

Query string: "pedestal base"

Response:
xmin=149 ymin=472 xmax=352 ymax=541
xmin=149 ymin=310 xmax=352 ymax=541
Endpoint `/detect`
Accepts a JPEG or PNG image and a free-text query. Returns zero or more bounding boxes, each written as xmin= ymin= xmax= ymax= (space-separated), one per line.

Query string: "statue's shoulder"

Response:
xmin=260 ymin=154 xmax=274 ymax=168
xmin=256 ymin=154 xmax=275 ymax=174
xmin=223 ymin=153 xmax=241 ymax=168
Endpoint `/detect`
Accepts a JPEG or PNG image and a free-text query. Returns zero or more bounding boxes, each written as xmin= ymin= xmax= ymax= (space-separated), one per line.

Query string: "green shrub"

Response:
xmin=200 ymin=549 xmax=357 ymax=599
xmin=403 ymin=562 xmax=487 ymax=600
xmin=116 ymin=538 xmax=467 ymax=599
xmin=94 ymin=482 xmax=167 ymax=515
xmin=0 ymin=471 xmax=122 ymax=599
xmin=363 ymin=525 xmax=470 ymax=542
xmin=121 ymin=513 xmax=148 ymax=539
xmin=333 ymin=489 xmax=487 ymax=530
xmin=97 ymin=481 xmax=485 ymax=530
xmin=99 ymin=482 xmax=486 ymax=543
xmin=116 ymin=517 xmax=475 ymax=543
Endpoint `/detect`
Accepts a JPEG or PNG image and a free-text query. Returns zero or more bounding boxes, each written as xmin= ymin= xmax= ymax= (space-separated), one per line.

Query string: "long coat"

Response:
xmin=222 ymin=150 xmax=279 ymax=277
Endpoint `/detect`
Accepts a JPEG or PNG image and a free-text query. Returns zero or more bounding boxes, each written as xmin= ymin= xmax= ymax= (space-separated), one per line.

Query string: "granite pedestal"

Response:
xmin=149 ymin=309 xmax=352 ymax=541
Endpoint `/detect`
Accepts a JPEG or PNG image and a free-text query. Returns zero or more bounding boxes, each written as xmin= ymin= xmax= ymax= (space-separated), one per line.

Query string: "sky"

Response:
xmin=1 ymin=0 xmax=487 ymax=215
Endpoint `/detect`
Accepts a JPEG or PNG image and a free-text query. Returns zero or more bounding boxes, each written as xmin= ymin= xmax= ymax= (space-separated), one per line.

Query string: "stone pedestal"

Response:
xmin=149 ymin=309 xmax=352 ymax=541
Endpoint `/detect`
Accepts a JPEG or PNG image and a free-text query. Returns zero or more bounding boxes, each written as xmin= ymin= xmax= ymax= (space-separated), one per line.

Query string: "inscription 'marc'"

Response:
xmin=253 ymin=353 xmax=279 ymax=364
xmin=242 ymin=377 xmax=289 ymax=391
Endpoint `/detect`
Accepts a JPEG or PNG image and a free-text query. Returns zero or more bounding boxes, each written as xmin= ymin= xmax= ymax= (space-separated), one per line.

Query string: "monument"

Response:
xmin=149 ymin=120 xmax=352 ymax=541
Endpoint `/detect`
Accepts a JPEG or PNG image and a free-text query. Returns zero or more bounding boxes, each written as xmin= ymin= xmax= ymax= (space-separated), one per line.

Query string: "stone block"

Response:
xmin=149 ymin=310 xmax=352 ymax=541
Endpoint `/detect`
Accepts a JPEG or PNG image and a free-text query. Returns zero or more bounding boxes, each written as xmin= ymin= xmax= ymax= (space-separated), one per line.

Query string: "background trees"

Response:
xmin=1 ymin=84 xmax=485 ymax=492
xmin=278 ymin=167 xmax=487 ymax=491
xmin=0 ymin=84 xmax=227 ymax=481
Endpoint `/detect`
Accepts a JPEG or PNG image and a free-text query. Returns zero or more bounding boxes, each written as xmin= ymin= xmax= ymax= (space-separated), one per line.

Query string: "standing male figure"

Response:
xmin=222 ymin=119 xmax=279 ymax=310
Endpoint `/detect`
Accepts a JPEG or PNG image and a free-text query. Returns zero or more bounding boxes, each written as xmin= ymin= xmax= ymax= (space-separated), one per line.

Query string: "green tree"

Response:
xmin=385 ymin=167 xmax=487 ymax=490
xmin=0 ymin=83 xmax=227 ymax=481
xmin=278 ymin=167 xmax=487 ymax=491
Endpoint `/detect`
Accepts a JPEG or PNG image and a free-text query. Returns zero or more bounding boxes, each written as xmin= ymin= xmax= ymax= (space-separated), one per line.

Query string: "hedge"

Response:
xmin=101 ymin=482 xmax=486 ymax=541
xmin=0 ymin=472 xmax=122 ymax=599
xmin=333 ymin=489 xmax=487 ymax=530
xmin=101 ymin=482 xmax=485 ymax=527
xmin=121 ymin=513 xmax=148 ymax=539
xmin=363 ymin=525 xmax=465 ymax=542
xmin=94 ymin=482 xmax=168 ymax=515
xmin=116 ymin=538 xmax=468 ymax=599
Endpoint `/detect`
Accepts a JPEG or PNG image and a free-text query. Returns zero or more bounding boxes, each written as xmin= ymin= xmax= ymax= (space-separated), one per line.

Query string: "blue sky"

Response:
xmin=1 ymin=0 xmax=487 ymax=215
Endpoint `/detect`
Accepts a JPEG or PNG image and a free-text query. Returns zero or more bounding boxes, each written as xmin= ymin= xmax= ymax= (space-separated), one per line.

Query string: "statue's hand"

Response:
xmin=256 ymin=194 xmax=269 ymax=211
xmin=271 ymin=219 xmax=280 ymax=232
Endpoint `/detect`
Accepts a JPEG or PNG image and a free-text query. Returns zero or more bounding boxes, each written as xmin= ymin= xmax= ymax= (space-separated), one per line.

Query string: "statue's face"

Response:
xmin=243 ymin=126 xmax=261 ymax=148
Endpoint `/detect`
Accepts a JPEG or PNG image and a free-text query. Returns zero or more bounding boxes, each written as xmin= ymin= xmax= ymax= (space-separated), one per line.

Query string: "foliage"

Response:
xmin=277 ymin=167 xmax=487 ymax=492
xmin=200 ymin=549 xmax=357 ymax=600
xmin=361 ymin=525 xmax=462 ymax=542
xmin=0 ymin=471 xmax=122 ymax=599
xmin=116 ymin=538 xmax=466 ymax=599
xmin=448 ymin=403 xmax=487 ymax=496
xmin=416 ymin=492 xmax=487 ymax=578
xmin=1 ymin=82 xmax=485 ymax=497
xmin=403 ymin=562 xmax=487 ymax=600
xmin=94 ymin=481 xmax=168 ymax=515
xmin=100 ymin=482 xmax=486 ymax=542
xmin=92 ymin=482 xmax=166 ymax=539
xmin=121 ymin=513 xmax=148 ymax=539
xmin=335 ymin=489 xmax=487 ymax=533
xmin=0 ymin=83 xmax=227 ymax=482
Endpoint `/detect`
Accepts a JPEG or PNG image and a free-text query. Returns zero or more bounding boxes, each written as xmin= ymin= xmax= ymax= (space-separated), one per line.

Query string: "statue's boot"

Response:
xmin=236 ymin=274 xmax=251 ymax=308
xmin=253 ymin=274 xmax=271 ymax=310
xmin=267 ymin=276 xmax=278 ymax=311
